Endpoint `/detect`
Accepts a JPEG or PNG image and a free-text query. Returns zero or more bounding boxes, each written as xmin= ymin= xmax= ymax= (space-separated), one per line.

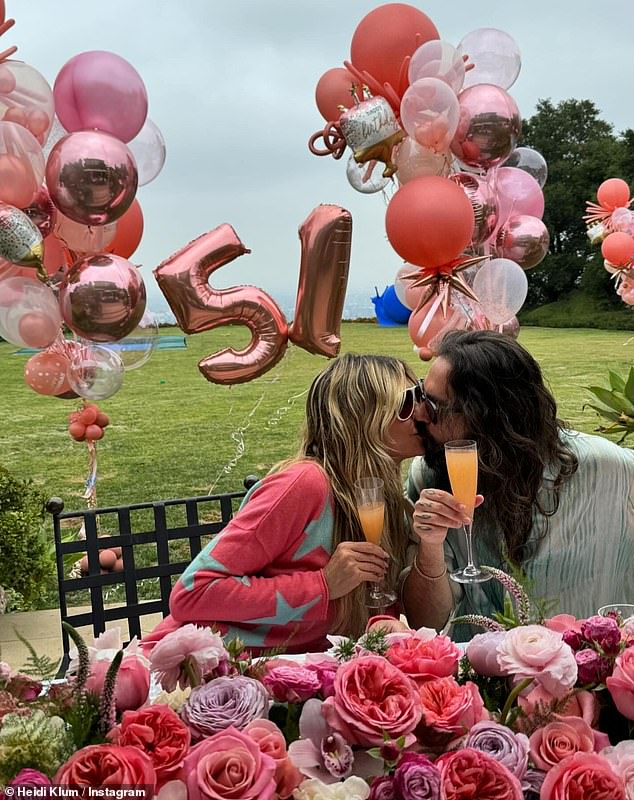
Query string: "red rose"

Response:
xmin=109 ymin=704 xmax=190 ymax=788
xmin=437 ymin=748 xmax=523 ymax=800
xmin=55 ymin=745 xmax=156 ymax=794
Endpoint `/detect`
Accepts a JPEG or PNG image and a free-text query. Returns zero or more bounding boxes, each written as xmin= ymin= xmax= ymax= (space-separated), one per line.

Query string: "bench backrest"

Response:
xmin=47 ymin=477 xmax=257 ymax=674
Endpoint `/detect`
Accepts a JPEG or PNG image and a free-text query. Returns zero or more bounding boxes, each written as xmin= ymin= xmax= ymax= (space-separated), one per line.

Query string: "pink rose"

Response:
xmin=602 ymin=741 xmax=634 ymax=800
xmin=466 ymin=631 xmax=508 ymax=677
xmin=386 ymin=634 xmax=460 ymax=685
xmin=304 ymin=655 xmax=340 ymax=698
xmin=149 ymin=624 xmax=229 ymax=692
xmin=86 ymin=654 xmax=150 ymax=711
xmin=321 ymin=656 xmax=422 ymax=747
xmin=417 ymin=676 xmax=488 ymax=743
xmin=607 ymin=648 xmax=634 ymax=720
xmin=182 ymin=726 xmax=276 ymax=800
xmin=7 ymin=769 xmax=51 ymax=788
xmin=540 ymin=752 xmax=626 ymax=799
xmin=517 ymin=685 xmax=599 ymax=728
xmin=544 ymin=615 xmax=583 ymax=635
xmin=529 ymin=716 xmax=609 ymax=771
xmin=496 ymin=625 xmax=578 ymax=698
xmin=244 ymin=719 xmax=302 ymax=799
xmin=262 ymin=665 xmax=322 ymax=703
xmin=109 ymin=704 xmax=191 ymax=789
xmin=437 ymin=748 xmax=523 ymax=800
xmin=55 ymin=745 xmax=156 ymax=792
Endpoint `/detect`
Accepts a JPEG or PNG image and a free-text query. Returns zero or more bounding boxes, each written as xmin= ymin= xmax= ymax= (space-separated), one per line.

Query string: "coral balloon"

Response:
xmin=127 ymin=118 xmax=166 ymax=186
xmin=597 ymin=178 xmax=631 ymax=211
xmin=450 ymin=173 xmax=498 ymax=246
xmin=601 ymin=232 xmax=634 ymax=266
xmin=385 ymin=175 xmax=475 ymax=267
xmin=503 ymin=146 xmax=548 ymax=188
xmin=24 ymin=350 xmax=71 ymax=396
xmin=106 ymin=199 xmax=144 ymax=258
xmin=495 ymin=167 xmax=544 ymax=228
xmin=408 ymin=40 xmax=465 ymax=94
xmin=400 ymin=77 xmax=459 ymax=155
xmin=54 ymin=211 xmax=117 ymax=256
xmin=394 ymin=137 xmax=448 ymax=184
xmin=0 ymin=121 xmax=44 ymax=208
xmin=450 ymin=85 xmax=521 ymax=171
xmin=350 ymin=3 xmax=439 ymax=95
xmin=59 ymin=253 xmax=146 ymax=342
xmin=495 ymin=214 xmax=550 ymax=270
xmin=408 ymin=294 xmax=468 ymax=359
xmin=54 ymin=50 xmax=148 ymax=143
xmin=472 ymin=258 xmax=528 ymax=324
xmin=315 ymin=67 xmax=357 ymax=122
xmin=45 ymin=131 xmax=138 ymax=226
xmin=458 ymin=28 xmax=522 ymax=90
xmin=0 ymin=60 xmax=54 ymax=144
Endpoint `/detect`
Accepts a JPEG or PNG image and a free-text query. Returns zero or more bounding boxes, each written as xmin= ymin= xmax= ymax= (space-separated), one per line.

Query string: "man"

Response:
xmin=401 ymin=330 xmax=634 ymax=639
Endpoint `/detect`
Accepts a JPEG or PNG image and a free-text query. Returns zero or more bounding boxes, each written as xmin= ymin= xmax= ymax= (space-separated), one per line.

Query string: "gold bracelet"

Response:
xmin=413 ymin=557 xmax=448 ymax=581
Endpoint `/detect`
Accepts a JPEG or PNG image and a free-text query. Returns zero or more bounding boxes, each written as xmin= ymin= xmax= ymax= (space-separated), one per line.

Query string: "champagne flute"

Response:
xmin=444 ymin=440 xmax=491 ymax=584
xmin=354 ymin=477 xmax=397 ymax=609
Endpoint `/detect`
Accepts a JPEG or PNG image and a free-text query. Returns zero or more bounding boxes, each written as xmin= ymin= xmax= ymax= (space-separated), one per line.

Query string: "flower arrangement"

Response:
xmin=1 ymin=573 xmax=633 ymax=799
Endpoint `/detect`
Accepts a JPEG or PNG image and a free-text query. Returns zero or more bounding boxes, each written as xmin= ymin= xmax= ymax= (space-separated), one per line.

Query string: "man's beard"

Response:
xmin=416 ymin=422 xmax=451 ymax=488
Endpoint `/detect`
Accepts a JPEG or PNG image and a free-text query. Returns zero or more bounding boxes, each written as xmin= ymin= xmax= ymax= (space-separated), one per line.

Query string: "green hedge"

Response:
xmin=520 ymin=291 xmax=634 ymax=330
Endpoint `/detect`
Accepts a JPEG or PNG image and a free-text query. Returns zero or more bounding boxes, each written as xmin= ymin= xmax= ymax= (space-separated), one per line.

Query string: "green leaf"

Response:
xmin=584 ymin=404 xmax=625 ymax=424
xmin=613 ymin=391 xmax=634 ymax=416
xmin=609 ymin=371 xmax=627 ymax=392
xmin=587 ymin=386 xmax=634 ymax=415
xmin=367 ymin=748 xmax=382 ymax=760
xmin=625 ymin=367 xmax=634 ymax=405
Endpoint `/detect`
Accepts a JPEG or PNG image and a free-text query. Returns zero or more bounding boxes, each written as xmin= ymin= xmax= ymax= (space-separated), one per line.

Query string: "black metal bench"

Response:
xmin=46 ymin=476 xmax=258 ymax=675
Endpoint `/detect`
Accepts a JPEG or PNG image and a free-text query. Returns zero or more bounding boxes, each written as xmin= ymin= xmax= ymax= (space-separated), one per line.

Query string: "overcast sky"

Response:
xmin=14 ymin=1 xmax=634 ymax=313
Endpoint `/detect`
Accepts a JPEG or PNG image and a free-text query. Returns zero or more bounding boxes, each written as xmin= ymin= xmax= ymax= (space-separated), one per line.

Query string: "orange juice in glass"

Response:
xmin=445 ymin=440 xmax=491 ymax=584
xmin=354 ymin=477 xmax=396 ymax=608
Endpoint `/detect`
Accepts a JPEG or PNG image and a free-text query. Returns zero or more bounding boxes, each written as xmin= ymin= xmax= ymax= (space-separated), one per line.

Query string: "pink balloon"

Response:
xmin=495 ymin=214 xmax=550 ymax=270
xmin=18 ymin=311 xmax=60 ymax=348
xmin=24 ymin=350 xmax=72 ymax=396
xmin=55 ymin=211 xmax=117 ymax=256
xmin=0 ymin=60 xmax=54 ymax=145
xmin=45 ymin=131 xmax=138 ymax=226
xmin=495 ymin=167 xmax=544 ymax=226
xmin=59 ymin=253 xmax=146 ymax=342
xmin=0 ymin=275 xmax=61 ymax=347
xmin=400 ymin=78 xmax=460 ymax=155
xmin=54 ymin=50 xmax=148 ymax=143
xmin=408 ymin=294 xmax=468 ymax=358
xmin=0 ymin=121 xmax=44 ymax=208
xmin=450 ymin=85 xmax=521 ymax=170
xmin=127 ymin=118 xmax=166 ymax=186
xmin=394 ymin=137 xmax=449 ymax=184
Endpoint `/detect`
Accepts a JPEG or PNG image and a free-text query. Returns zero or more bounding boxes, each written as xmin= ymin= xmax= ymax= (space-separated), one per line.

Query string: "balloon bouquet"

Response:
xmin=584 ymin=178 xmax=634 ymax=306
xmin=308 ymin=3 xmax=550 ymax=358
xmin=0 ymin=3 xmax=166 ymax=505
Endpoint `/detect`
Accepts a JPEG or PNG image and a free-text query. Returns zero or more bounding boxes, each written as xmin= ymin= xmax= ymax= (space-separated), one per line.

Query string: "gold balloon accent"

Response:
xmin=353 ymin=129 xmax=405 ymax=178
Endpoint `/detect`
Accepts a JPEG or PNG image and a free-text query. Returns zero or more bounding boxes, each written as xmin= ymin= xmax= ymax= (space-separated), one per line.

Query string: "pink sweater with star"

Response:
xmin=142 ymin=462 xmax=335 ymax=654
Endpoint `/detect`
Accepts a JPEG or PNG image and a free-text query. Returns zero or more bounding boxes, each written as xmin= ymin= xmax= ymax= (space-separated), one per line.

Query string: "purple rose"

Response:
xmin=575 ymin=648 xmax=612 ymax=685
xmin=369 ymin=775 xmax=397 ymax=800
xmin=181 ymin=675 xmax=269 ymax=739
xmin=521 ymin=768 xmax=546 ymax=800
xmin=463 ymin=720 xmax=529 ymax=780
xmin=262 ymin=665 xmax=322 ymax=703
xmin=394 ymin=752 xmax=442 ymax=800
xmin=581 ymin=615 xmax=622 ymax=654
xmin=8 ymin=769 xmax=51 ymax=788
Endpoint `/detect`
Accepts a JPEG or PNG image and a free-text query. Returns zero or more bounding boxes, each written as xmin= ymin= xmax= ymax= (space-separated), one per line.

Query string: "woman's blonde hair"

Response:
xmin=278 ymin=353 xmax=418 ymax=639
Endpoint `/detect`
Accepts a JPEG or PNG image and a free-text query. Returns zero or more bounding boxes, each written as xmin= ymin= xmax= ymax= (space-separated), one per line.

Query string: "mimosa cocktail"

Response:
xmin=445 ymin=440 xmax=491 ymax=584
xmin=354 ymin=477 xmax=396 ymax=608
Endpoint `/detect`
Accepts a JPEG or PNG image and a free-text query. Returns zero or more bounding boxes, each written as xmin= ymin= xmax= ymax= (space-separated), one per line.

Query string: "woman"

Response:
xmin=143 ymin=353 xmax=426 ymax=654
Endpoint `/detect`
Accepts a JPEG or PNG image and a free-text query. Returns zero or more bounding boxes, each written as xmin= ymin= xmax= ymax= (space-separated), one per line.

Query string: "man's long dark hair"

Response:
xmin=436 ymin=330 xmax=578 ymax=562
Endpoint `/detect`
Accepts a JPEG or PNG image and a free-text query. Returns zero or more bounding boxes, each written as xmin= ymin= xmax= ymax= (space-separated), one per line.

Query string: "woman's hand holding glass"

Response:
xmin=323 ymin=541 xmax=389 ymax=600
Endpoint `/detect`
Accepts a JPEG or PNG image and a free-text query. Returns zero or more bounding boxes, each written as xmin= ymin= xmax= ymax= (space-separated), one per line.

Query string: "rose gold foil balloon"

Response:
xmin=45 ymin=130 xmax=138 ymax=226
xmin=154 ymin=225 xmax=289 ymax=385
xmin=24 ymin=350 xmax=72 ymax=396
xmin=495 ymin=214 xmax=550 ymax=270
xmin=288 ymin=206 xmax=352 ymax=357
xmin=450 ymin=85 xmax=521 ymax=171
xmin=450 ymin=172 xmax=498 ymax=246
xmin=59 ymin=253 xmax=146 ymax=342
xmin=23 ymin=185 xmax=56 ymax=238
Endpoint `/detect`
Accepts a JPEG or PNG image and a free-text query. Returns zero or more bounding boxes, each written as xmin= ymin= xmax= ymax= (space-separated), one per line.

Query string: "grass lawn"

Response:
xmin=1 ymin=324 xmax=632 ymax=510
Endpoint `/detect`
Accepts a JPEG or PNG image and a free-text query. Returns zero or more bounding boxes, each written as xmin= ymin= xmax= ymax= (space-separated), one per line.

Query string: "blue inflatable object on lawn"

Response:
xmin=372 ymin=285 xmax=411 ymax=326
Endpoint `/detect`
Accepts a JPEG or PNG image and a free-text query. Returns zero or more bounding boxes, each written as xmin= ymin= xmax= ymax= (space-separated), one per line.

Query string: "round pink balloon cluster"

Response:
xmin=308 ymin=5 xmax=552 ymax=357
xmin=0 ymin=42 xmax=166 ymax=403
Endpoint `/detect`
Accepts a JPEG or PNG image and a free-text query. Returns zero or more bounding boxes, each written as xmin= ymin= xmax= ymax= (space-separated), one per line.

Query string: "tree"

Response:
xmin=520 ymin=99 xmax=631 ymax=309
